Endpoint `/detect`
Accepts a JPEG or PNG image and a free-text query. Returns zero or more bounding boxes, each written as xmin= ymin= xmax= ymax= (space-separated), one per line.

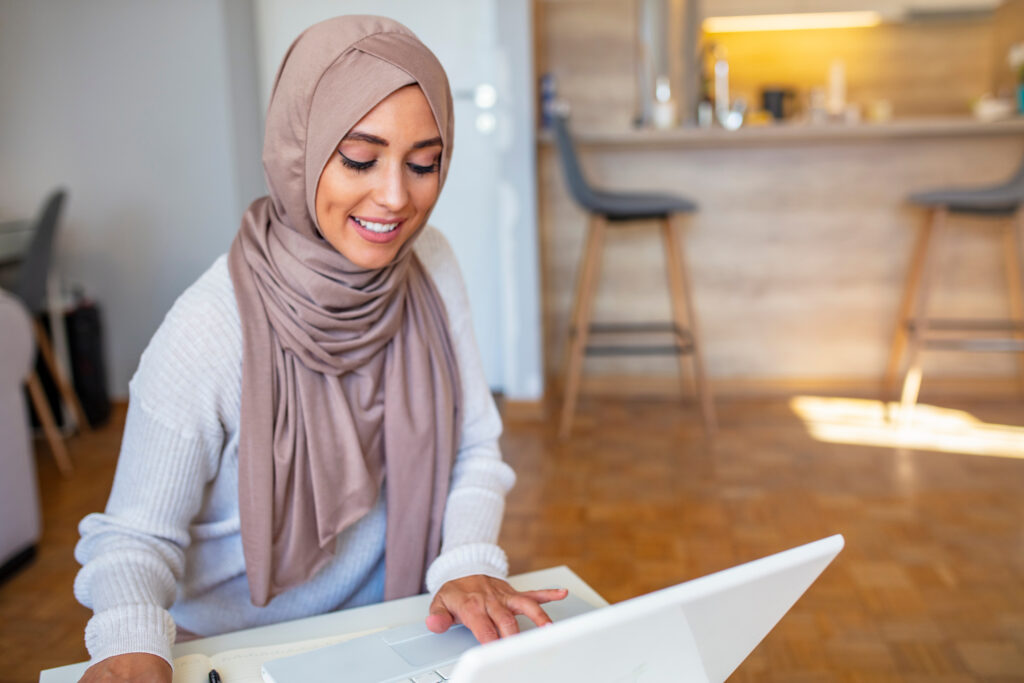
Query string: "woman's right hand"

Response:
xmin=78 ymin=653 xmax=171 ymax=683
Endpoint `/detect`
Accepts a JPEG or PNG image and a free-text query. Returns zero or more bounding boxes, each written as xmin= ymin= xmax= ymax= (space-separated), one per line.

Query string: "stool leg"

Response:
xmin=25 ymin=372 xmax=74 ymax=477
xmin=899 ymin=207 xmax=946 ymax=424
xmin=32 ymin=318 xmax=91 ymax=432
xmin=884 ymin=210 xmax=934 ymax=400
xmin=663 ymin=215 xmax=716 ymax=436
xmin=1004 ymin=207 xmax=1024 ymax=396
xmin=559 ymin=214 xmax=607 ymax=439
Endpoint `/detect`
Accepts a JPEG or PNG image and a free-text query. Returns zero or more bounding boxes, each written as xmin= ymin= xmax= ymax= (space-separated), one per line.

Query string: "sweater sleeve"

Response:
xmin=73 ymin=263 xmax=237 ymax=666
xmin=417 ymin=228 xmax=517 ymax=595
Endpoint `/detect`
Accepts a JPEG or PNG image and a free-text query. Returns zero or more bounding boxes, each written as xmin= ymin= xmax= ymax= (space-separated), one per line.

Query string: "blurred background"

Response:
xmin=1 ymin=0 xmax=1023 ymax=680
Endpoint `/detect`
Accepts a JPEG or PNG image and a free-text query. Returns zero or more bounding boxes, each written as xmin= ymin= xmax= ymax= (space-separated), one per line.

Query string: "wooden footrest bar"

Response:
xmin=907 ymin=318 xmax=1024 ymax=333
xmin=585 ymin=343 xmax=695 ymax=356
xmin=922 ymin=337 xmax=1024 ymax=352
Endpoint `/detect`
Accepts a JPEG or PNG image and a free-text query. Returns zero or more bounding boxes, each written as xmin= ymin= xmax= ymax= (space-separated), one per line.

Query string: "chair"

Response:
xmin=552 ymin=112 xmax=716 ymax=438
xmin=0 ymin=289 xmax=44 ymax=578
xmin=3 ymin=189 xmax=88 ymax=474
xmin=884 ymin=157 xmax=1024 ymax=418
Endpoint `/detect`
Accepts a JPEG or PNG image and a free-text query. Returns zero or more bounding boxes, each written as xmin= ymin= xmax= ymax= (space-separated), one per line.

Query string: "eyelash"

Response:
xmin=338 ymin=151 xmax=439 ymax=176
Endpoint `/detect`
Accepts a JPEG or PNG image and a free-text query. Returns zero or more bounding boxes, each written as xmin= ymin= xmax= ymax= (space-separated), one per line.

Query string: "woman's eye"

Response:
xmin=408 ymin=161 xmax=439 ymax=176
xmin=338 ymin=151 xmax=374 ymax=172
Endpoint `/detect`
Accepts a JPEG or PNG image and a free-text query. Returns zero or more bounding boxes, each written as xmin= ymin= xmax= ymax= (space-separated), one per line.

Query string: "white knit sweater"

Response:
xmin=73 ymin=226 xmax=515 ymax=667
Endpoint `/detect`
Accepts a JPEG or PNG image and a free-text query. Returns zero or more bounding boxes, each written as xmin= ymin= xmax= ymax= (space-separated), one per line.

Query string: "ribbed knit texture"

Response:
xmin=74 ymin=226 xmax=514 ymax=667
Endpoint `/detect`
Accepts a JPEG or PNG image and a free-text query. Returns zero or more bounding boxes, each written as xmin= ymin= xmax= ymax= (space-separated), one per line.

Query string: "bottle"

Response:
xmin=539 ymin=72 xmax=557 ymax=129
xmin=696 ymin=42 xmax=714 ymax=128
xmin=713 ymin=44 xmax=730 ymax=124
xmin=652 ymin=76 xmax=677 ymax=129
xmin=827 ymin=59 xmax=846 ymax=118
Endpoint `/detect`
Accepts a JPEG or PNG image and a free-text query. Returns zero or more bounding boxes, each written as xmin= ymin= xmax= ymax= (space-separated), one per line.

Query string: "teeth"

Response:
xmin=353 ymin=217 xmax=399 ymax=233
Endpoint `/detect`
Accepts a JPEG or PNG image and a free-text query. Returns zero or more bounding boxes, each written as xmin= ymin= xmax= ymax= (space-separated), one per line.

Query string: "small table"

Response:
xmin=0 ymin=219 xmax=33 ymax=268
xmin=38 ymin=566 xmax=607 ymax=683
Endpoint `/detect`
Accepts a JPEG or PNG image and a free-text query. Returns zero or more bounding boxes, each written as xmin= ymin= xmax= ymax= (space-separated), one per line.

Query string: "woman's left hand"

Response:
xmin=426 ymin=574 xmax=569 ymax=644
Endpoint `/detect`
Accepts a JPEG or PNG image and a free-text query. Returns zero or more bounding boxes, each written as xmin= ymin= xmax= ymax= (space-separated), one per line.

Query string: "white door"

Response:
xmin=253 ymin=0 xmax=509 ymax=391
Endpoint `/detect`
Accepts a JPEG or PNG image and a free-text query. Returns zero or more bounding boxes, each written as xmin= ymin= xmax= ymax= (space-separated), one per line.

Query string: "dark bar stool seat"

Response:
xmin=552 ymin=112 xmax=715 ymax=438
xmin=884 ymin=157 xmax=1024 ymax=417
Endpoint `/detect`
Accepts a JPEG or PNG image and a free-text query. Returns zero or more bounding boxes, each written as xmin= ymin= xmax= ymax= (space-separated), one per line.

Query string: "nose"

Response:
xmin=372 ymin=161 xmax=410 ymax=213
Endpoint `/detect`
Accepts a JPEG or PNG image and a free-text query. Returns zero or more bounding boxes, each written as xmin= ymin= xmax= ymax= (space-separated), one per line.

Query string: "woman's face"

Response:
xmin=315 ymin=85 xmax=443 ymax=269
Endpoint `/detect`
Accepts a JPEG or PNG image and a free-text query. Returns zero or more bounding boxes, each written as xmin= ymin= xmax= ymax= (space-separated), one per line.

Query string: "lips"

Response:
xmin=350 ymin=216 xmax=404 ymax=244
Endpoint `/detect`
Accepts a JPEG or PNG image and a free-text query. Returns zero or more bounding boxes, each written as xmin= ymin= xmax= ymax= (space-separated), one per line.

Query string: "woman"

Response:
xmin=75 ymin=16 xmax=564 ymax=682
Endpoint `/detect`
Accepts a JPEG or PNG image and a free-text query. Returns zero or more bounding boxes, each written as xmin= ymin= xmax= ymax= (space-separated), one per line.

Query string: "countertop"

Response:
xmin=538 ymin=116 xmax=1024 ymax=149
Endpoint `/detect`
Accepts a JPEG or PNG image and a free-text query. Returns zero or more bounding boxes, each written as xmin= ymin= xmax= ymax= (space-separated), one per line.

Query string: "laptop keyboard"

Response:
xmin=405 ymin=661 xmax=456 ymax=682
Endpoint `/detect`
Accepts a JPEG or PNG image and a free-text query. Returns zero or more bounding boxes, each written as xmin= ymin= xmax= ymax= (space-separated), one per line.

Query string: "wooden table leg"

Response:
xmin=1005 ymin=207 xmax=1024 ymax=396
xmin=559 ymin=214 xmax=607 ymax=439
xmin=25 ymin=372 xmax=74 ymax=477
xmin=664 ymin=214 xmax=716 ymax=437
xmin=899 ymin=208 xmax=946 ymax=425
xmin=884 ymin=210 xmax=934 ymax=401
xmin=32 ymin=319 xmax=91 ymax=432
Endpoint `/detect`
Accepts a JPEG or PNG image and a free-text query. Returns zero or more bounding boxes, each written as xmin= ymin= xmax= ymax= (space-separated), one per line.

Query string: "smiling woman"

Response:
xmin=71 ymin=15 xmax=563 ymax=683
xmin=315 ymin=85 xmax=443 ymax=269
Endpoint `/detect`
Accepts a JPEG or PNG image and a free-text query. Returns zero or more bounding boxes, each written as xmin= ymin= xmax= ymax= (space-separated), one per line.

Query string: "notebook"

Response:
xmin=261 ymin=534 xmax=844 ymax=683
xmin=172 ymin=628 xmax=387 ymax=683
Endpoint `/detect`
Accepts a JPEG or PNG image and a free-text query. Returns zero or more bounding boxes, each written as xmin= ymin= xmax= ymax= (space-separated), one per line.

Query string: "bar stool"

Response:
xmin=552 ymin=112 xmax=716 ymax=438
xmin=884 ymin=157 xmax=1024 ymax=418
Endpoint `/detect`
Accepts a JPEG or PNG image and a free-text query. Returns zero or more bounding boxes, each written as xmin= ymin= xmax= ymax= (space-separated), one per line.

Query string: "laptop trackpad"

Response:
xmin=388 ymin=626 xmax=480 ymax=667
xmin=388 ymin=594 xmax=598 ymax=668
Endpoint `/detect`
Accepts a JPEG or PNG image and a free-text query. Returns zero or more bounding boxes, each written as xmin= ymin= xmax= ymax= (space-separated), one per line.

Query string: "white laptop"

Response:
xmin=262 ymin=534 xmax=844 ymax=683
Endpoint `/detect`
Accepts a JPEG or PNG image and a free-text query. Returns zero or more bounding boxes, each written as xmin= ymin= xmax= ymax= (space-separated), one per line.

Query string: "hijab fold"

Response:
xmin=227 ymin=15 xmax=460 ymax=607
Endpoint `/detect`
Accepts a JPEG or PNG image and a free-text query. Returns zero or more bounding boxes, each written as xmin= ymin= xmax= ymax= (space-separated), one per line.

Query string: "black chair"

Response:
xmin=552 ymin=113 xmax=715 ymax=438
xmin=885 ymin=157 xmax=1024 ymax=418
xmin=2 ymin=190 xmax=86 ymax=475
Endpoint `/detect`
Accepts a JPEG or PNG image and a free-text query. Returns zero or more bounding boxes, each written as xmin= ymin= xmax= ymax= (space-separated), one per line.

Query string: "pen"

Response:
xmin=209 ymin=669 xmax=221 ymax=683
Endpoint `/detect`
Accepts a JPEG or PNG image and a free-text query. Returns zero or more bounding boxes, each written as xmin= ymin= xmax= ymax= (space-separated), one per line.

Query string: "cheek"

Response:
xmin=412 ymin=177 xmax=441 ymax=212
xmin=316 ymin=170 xmax=358 ymax=224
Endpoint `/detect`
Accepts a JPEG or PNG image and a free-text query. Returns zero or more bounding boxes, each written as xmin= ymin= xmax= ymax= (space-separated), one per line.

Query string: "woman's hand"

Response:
xmin=426 ymin=574 xmax=569 ymax=644
xmin=78 ymin=653 xmax=171 ymax=683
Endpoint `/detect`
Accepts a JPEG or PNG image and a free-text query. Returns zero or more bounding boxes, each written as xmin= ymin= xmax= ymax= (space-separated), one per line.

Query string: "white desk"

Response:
xmin=39 ymin=566 xmax=607 ymax=683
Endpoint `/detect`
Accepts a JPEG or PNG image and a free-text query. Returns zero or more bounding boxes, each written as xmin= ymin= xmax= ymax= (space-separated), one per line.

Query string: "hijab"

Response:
xmin=226 ymin=15 xmax=460 ymax=607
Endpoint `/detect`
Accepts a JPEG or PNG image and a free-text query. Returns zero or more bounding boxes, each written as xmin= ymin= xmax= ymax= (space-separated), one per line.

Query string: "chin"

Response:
xmin=353 ymin=247 xmax=400 ymax=270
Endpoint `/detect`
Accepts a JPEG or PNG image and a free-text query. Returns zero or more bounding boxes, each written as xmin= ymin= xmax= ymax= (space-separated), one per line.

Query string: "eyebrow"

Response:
xmin=342 ymin=132 xmax=443 ymax=150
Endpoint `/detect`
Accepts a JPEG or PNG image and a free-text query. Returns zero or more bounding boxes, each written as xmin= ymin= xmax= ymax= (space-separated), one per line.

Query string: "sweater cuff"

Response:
xmin=425 ymin=543 xmax=509 ymax=595
xmin=84 ymin=604 xmax=177 ymax=667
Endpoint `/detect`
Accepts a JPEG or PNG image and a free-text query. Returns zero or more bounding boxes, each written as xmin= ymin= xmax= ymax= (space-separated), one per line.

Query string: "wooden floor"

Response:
xmin=2 ymin=396 xmax=1024 ymax=682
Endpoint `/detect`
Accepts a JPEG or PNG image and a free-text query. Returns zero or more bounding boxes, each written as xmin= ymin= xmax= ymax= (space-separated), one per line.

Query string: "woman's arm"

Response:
xmin=74 ymin=398 xmax=221 ymax=666
xmin=75 ymin=261 xmax=236 ymax=670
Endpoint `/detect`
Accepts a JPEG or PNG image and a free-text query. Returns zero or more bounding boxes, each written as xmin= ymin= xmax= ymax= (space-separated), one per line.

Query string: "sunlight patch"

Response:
xmin=789 ymin=396 xmax=1024 ymax=460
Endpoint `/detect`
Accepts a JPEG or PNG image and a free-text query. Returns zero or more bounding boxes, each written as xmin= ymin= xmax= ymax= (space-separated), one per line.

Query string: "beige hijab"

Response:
xmin=227 ymin=15 xmax=460 ymax=607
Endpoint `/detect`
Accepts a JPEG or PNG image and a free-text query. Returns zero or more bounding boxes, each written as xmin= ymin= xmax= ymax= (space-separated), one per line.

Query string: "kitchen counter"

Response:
xmin=537 ymin=113 xmax=1024 ymax=397
xmin=539 ymin=116 xmax=1024 ymax=149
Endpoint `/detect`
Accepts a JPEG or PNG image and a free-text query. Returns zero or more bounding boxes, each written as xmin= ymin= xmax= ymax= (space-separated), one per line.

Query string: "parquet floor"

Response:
xmin=2 ymin=396 xmax=1023 ymax=682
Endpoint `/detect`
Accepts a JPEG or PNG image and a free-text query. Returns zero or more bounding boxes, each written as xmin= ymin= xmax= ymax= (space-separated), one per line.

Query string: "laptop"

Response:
xmin=261 ymin=534 xmax=844 ymax=683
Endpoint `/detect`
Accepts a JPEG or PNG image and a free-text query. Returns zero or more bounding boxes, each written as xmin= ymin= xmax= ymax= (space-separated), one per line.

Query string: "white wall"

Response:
xmin=494 ymin=0 xmax=544 ymax=401
xmin=0 ymin=0 xmax=264 ymax=397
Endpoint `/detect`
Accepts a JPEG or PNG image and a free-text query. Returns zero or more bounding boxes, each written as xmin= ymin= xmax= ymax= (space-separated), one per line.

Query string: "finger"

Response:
xmin=426 ymin=599 xmax=455 ymax=634
xmin=486 ymin=601 xmax=522 ymax=639
xmin=455 ymin=602 xmax=500 ymax=644
xmin=507 ymin=594 xmax=556 ymax=628
xmin=516 ymin=588 xmax=569 ymax=604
